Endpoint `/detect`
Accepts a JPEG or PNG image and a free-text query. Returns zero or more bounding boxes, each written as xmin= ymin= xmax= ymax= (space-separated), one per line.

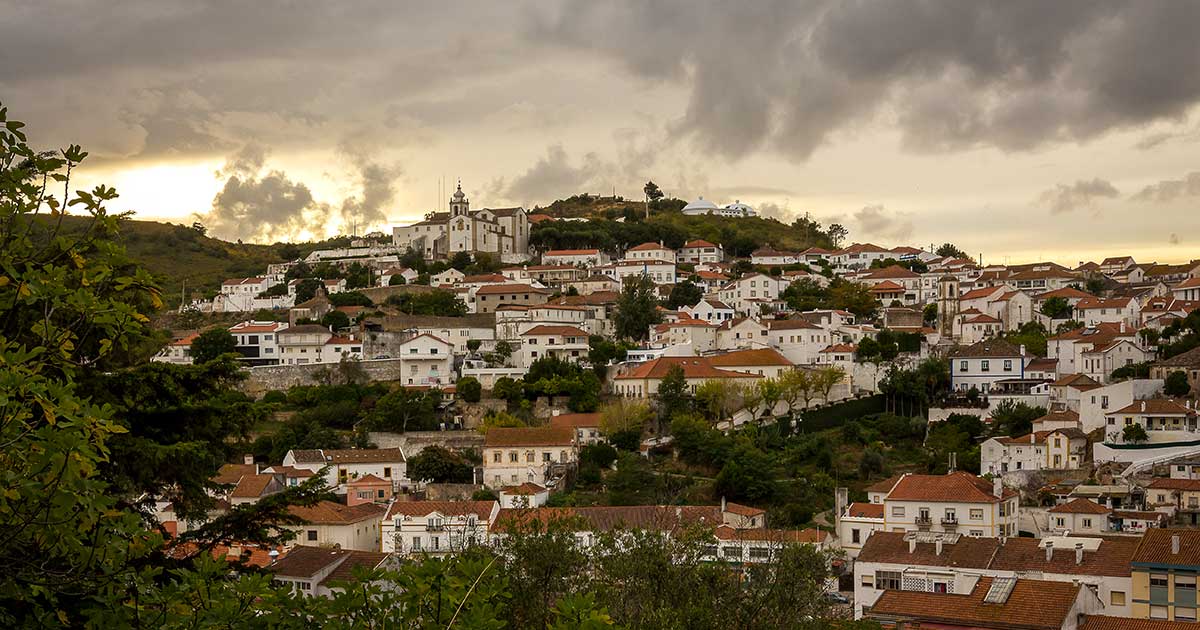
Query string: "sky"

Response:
xmin=3 ymin=1 xmax=1200 ymax=264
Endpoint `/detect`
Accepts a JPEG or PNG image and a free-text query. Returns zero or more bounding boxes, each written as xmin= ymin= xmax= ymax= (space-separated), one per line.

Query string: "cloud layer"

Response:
xmin=1037 ymin=178 xmax=1120 ymax=214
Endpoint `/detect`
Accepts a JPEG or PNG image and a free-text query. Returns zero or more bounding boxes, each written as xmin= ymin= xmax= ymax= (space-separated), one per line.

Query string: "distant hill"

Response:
xmin=56 ymin=215 xmax=353 ymax=307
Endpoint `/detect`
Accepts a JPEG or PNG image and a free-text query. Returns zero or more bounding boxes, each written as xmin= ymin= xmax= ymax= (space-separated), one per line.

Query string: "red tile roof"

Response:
xmin=544 ymin=248 xmax=599 ymax=256
xmin=886 ymin=472 xmax=1016 ymax=503
xmin=491 ymin=505 xmax=723 ymax=534
xmin=706 ymin=348 xmax=792 ymax=367
xmin=1132 ymin=528 xmax=1200 ymax=565
xmin=846 ymin=502 xmax=884 ymax=518
xmin=1082 ymin=616 xmax=1200 ymax=630
xmin=868 ymin=576 xmax=1081 ymax=630
xmin=712 ymin=525 xmax=826 ymax=543
xmin=475 ymin=283 xmax=550 ymax=295
xmin=628 ymin=242 xmax=672 ymax=251
xmin=484 ymin=426 xmax=575 ymax=448
xmin=289 ymin=501 xmax=386 ymax=525
xmin=384 ymin=500 xmax=496 ymax=520
xmin=1147 ymin=478 xmax=1200 ymax=491
xmin=1112 ymin=399 xmax=1195 ymax=416
xmin=500 ymin=483 xmax=547 ymax=496
xmin=231 ymin=474 xmax=278 ymax=498
xmin=521 ymin=325 xmax=589 ymax=337
xmin=549 ymin=412 xmax=601 ymax=429
xmin=681 ymin=239 xmax=718 ymax=249
xmin=1048 ymin=498 xmax=1111 ymax=514
xmin=614 ymin=356 xmax=761 ymax=381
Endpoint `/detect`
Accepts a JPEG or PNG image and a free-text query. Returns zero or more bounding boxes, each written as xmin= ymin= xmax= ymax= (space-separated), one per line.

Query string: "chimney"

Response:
xmin=993 ymin=477 xmax=1003 ymax=499
xmin=1075 ymin=542 xmax=1084 ymax=565
xmin=1019 ymin=344 xmax=1026 ymax=357
xmin=243 ymin=454 xmax=254 ymax=466
xmin=1045 ymin=540 xmax=1054 ymax=562
xmin=1031 ymin=433 xmax=1036 ymax=444
xmin=909 ymin=537 xmax=917 ymax=554
xmin=1142 ymin=401 xmax=1147 ymax=413
xmin=721 ymin=496 xmax=727 ymax=513
xmin=935 ymin=537 xmax=944 ymax=556
xmin=1173 ymin=534 xmax=1181 ymax=555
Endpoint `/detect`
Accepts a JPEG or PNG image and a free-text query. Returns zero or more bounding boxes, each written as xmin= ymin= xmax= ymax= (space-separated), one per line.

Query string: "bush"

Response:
xmin=798 ymin=395 xmax=886 ymax=431
xmin=261 ymin=390 xmax=287 ymax=404
xmin=1166 ymin=371 xmax=1192 ymax=397
xmin=580 ymin=443 xmax=618 ymax=469
xmin=457 ymin=377 xmax=482 ymax=403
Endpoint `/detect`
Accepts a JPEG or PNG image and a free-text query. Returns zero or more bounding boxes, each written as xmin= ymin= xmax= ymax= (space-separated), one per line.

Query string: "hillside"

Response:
xmin=55 ymin=215 xmax=353 ymax=307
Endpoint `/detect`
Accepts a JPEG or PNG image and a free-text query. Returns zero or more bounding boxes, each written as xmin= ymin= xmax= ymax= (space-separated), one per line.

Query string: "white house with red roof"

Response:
xmin=381 ymin=500 xmax=499 ymax=555
xmin=1047 ymin=323 xmax=1139 ymax=378
xmin=397 ymin=333 xmax=454 ymax=386
xmin=767 ymin=318 xmax=833 ymax=365
xmin=519 ymin=325 xmax=590 ymax=367
xmin=715 ymin=317 xmax=769 ymax=351
xmin=378 ymin=267 xmax=418 ymax=286
xmin=718 ymin=273 xmax=788 ymax=316
xmin=949 ymin=339 xmax=1030 ymax=393
xmin=981 ymin=428 xmax=1088 ymax=476
xmin=1172 ymin=278 xmax=1200 ymax=302
xmin=612 ymin=356 xmax=762 ymax=397
xmin=213 ymin=277 xmax=294 ymax=312
xmin=958 ymin=311 xmax=1003 ymax=344
xmin=622 ymin=241 xmax=677 ymax=264
xmin=680 ymin=297 xmax=735 ymax=324
xmin=750 ymin=246 xmax=800 ymax=266
xmin=153 ymin=332 xmax=199 ymax=365
xmin=1076 ymin=297 xmax=1141 ymax=328
xmin=882 ymin=472 xmax=1020 ymax=538
xmin=860 ymin=265 xmax=924 ymax=304
xmin=230 ymin=320 xmax=290 ymax=366
xmin=600 ymin=259 xmax=677 ymax=286
xmin=542 ymin=248 xmax=609 ymax=267
xmin=677 ymin=239 xmax=724 ymax=264
xmin=650 ymin=318 xmax=719 ymax=353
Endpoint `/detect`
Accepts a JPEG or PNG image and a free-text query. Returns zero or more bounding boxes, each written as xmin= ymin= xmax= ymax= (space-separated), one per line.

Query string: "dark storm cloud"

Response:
xmin=1036 ymin=178 xmax=1120 ymax=214
xmin=853 ymin=205 xmax=914 ymax=242
xmin=1131 ymin=172 xmax=1200 ymax=203
xmin=503 ymin=145 xmax=609 ymax=204
xmin=205 ymin=144 xmax=329 ymax=241
xmin=534 ymin=1 xmax=1200 ymax=160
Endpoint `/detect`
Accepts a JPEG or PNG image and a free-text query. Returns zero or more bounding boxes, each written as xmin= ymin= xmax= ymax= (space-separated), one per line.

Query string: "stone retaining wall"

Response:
xmin=240 ymin=359 xmax=407 ymax=397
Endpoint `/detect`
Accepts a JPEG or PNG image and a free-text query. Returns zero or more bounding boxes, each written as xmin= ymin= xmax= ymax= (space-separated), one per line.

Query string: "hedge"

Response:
xmin=797 ymin=395 xmax=887 ymax=432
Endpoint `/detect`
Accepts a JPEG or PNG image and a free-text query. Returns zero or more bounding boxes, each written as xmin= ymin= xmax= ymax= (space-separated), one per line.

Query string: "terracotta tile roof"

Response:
xmin=229 ymin=321 xmax=288 ymax=333
xmin=706 ymin=348 xmax=792 ymax=367
xmin=870 ymin=280 xmax=905 ymax=292
xmin=1051 ymin=373 xmax=1100 ymax=388
xmin=1048 ymin=498 xmax=1111 ymax=514
xmin=835 ymin=242 xmax=889 ymax=254
xmin=1112 ymin=399 xmax=1195 ymax=416
xmin=628 ymin=242 xmax=672 ymax=251
xmin=1076 ymin=297 xmax=1133 ymax=310
xmin=681 ymin=239 xmax=718 ymax=248
xmin=484 ymin=426 xmax=575 ymax=448
xmin=461 ymin=273 xmax=508 ymax=283
xmin=475 ymin=283 xmax=550 ymax=295
xmin=384 ymin=500 xmax=496 ymax=521
xmin=766 ymin=318 xmax=821 ymax=330
xmin=214 ymin=463 xmax=257 ymax=486
xmin=846 ymin=502 xmax=884 ymax=518
xmin=231 ymin=474 xmax=278 ymax=498
xmin=949 ymin=339 xmax=1023 ymax=359
xmin=500 ymin=483 xmax=546 ymax=496
xmin=996 ymin=431 xmax=1053 ymax=446
xmin=614 ymin=356 xmax=761 ymax=381
xmin=547 ymin=291 xmax=620 ymax=306
xmin=521 ymin=325 xmax=589 ymax=337
xmin=346 ymin=474 xmax=388 ymax=486
xmin=1147 ymin=478 xmax=1200 ymax=491
xmin=268 ymin=545 xmax=353 ymax=579
xmin=857 ymin=531 xmax=999 ymax=569
xmin=1081 ymin=616 xmax=1199 ymax=630
xmin=323 ymin=448 xmax=406 ymax=464
xmin=168 ymin=542 xmax=283 ymax=568
xmin=866 ymin=475 xmax=903 ymax=494
xmin=800 ymin=246 xmax=832 ymax=255
xmin=1048 ymin=322 xmax=1131 ymax=342
xmin=863 ymin=265 xmax=920 ymax=279
xmin=868 ymin=576 xmax=1081 ymax=630
xmin=1132 ymin=528 xmax=1200 ymax=566
xmin=549 ymin=412 xmax=601 ymax=429
xmin=958 ymin=286 xmax=1004 ymax=300
xmin=820 ymin=343 xmax=858 ymax=353
xmin=712 ymin=525 xmax=826 ymax=543
xmin=965 ymin=313 xmax=1002 ymax=324
xmin=317 ymin=550 xmax=389 ymax=588
xmin=289 ymin=500 xmax=386 ymax=525
xmin=886 ymin=472 xmax=1016 ymax=503
xmin=288 ymin=449 xmax=326 ymax=464
xmin=544 ymin=248 xmax=599 ymax=256
xmin=491 ymin=505 xmax=723 ymax=534
xmin=1035 ymin=287 xmax=1093 ymax=300
xmin=1025 ymin=358 xmax=1059 ymax=373
xmin=1111 ymin=510 xmax=1167 ymax=522
xmin=723 ymin=502 xmax=765 ymax=517
xmin=1155 ymin=346 xmax=1200 ymax=368
xmin=992 ymin=536 xmax=1139 ymax=577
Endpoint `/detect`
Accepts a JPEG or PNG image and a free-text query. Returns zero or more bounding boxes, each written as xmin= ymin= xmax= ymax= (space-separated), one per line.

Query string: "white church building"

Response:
xmin=392 ymin=183 xmax=531 ymax=263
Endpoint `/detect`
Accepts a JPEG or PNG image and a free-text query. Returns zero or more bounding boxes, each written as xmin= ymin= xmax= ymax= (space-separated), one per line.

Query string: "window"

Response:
xmin=509 ymin=452 xmax=518 ymax=463
xmin=307 ymin=530 xmax=318 ymax=541
xmin=1178 ymin=608 xmax=1197 ymax=621
xmin=1003 ymin=359 xmax=1012 ymax=371
xmin=861 ymin=574 xmax=874 ymax=588
xmin=412 ymin=537 xmax=422 ymax=551
xmin=722 ymin=546 xmax=743 ymax=559
xmin=876 ymin=571 xmax=902 ymax=590
xmin=749 ymin=547 xmax=770 ymax=560
xmin=970 ymin=509 xmax=984 ymax=520
xmin=493 ymin=452 xmax=501 ymax=463
xmin=891 ymin=506 xmax=905 ymax=517
xmin=981 ymin=360 xmax=990 ymax=372
xmin=851 ymin=529 xmax=860 ymax=544
xmin=1150 ymin=605 xmax=1168 ymax=620
xmin=1151 ymin=574 xmax=1170 ymax=588
xmin=1082 ymin=518 xmax=1092 ymax=528
xmin=383 ymin=467 xmax=391 ymax=478
xmin=960 ymin=360 xmax=968 ymax=372
xmin=1110 ymin=591 xmax=1125 ymax=606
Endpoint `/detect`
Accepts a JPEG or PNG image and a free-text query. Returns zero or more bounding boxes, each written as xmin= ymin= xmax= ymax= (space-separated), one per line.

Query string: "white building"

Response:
xmin=286 ymin=501 xmax=385 ymax=552
xmin=718 ymin=274 xmax=787 ymax=316
xmin=542 ymin=248 xmax=609 ymax=267
xmin=677 ymin=239 xmax=724 ymax=265
xmin=381 ymin=500 xmax=498 ymax=555
xmin=282 ymin=448 xmax=408 ymax=493
xmin=229 ymin=320 xmax=289 ymax=366
xmin=680 ymin=298 xmax=735 ymax=325
xmin=391 ymin=183 xmax=530 ymax=263
xmin=948 ymin=339 xmax=1029 ymax=393
xmin=981 ymin=428 xmax=1088 ymax=476
xmin=153 ymin=332 xmax=198 ymax=365
xmin=622 ymin=242 xmax=677 ymax=264
xmin=518 ymin=325 xmax=590 ymax=367
xmin=397 ymin=333 xmax=454 ymax=386
xmin=482 ymin=426 xmax=577 ymax=489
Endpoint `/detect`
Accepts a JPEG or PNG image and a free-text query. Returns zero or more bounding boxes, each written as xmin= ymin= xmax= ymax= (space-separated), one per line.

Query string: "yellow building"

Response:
xmin=1131 ymin=529 xmax=1200 ymax=622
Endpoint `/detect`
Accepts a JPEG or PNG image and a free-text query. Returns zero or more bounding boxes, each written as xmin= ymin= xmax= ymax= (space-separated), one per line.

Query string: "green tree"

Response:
xmin=588 ymin=335 xmax=629 ymax=378
xmin=293 ymin=277 xmax=323 ymax=303
xmin=386 ymin=289 xmax=467 ymax=316
xmin=666 ymin=279 xmax=705 ymax=310
xmin=1166 ymin=371 xmax=1192 ymax=397
xmin=493 ymin=377 xmax=525 ymax=405
xmin=320 ymin=310 xmax=351 ymax=330
xmin=328 ymin=290 xmax=374 ymax=307
xmin=656 ymin=365 xmax=691 ymax=421
xmin=467 ymin=339 xmax=482 ymax=353
xmin=344 ymin=262 xmax=371 ymax=289
xmin=1123 ymin=423 xmax=1149 ymax=444
xmin=457 ymin=376 xmax=483 ymax=402
xmin=935 ymin=243 xmax=970 ymax=259
xmin=1041 ymin=296 xmax=1073 ymax=319
xmin=406 ymin=445 xmax=474 ymax=483
xmin=922 ymin=302 xmax=938 ymax=324
xmin=388 ymin=273 xmax=407 ymax=286
xmin=990 ymin=399 xmax=1046 ymax=437
xmin=614 ymin=275 xmax=662 ymax=340
xmin=191 ymin=327 xmax=238 ymax=363
xmin=368 ymin=388 xmax=442 ymax=432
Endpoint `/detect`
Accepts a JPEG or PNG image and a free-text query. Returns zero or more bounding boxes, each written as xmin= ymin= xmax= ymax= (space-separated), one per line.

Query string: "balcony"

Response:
xmin=941 ymin=516 xmax=959 ymax=529
xmin=916 ymin=516 xmax=933 ymax=530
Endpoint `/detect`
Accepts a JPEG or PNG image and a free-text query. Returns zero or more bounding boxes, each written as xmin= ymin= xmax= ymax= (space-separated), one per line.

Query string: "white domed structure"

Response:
xmin=722 ymin=201 xmax=757 ymax=217
xmin=682 ymin=197 xmax=720 ymax=215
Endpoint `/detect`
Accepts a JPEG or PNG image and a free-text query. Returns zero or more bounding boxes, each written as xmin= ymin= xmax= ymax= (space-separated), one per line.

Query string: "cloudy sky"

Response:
xmin=4 ymin=1 xmax=1200 ymax=264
